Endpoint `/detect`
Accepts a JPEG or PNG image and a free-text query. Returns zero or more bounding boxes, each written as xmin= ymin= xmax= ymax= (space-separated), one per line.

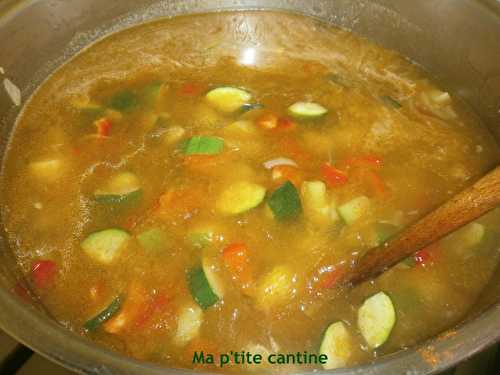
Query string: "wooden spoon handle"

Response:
xmin=345 ymin=165 xmax=500 ymax=286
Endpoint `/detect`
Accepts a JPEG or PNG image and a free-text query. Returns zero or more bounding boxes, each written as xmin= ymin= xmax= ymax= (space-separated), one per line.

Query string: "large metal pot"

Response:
xmin=0 ymin=1 xmax=499 ymax=374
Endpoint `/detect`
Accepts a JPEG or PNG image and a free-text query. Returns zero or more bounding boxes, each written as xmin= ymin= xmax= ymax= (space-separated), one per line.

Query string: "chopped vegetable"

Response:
xmin=142 ymin=81 xmax=163 ymax=107
xmin=288 ymin=102 xmax=328 ymax=120
xmin=174 ymin=303 xmax=203 ymax=346
xmin=103 ymin=282 xmax=148 ymax=334
xmin=110 ymin=90 xmax=137 ymax=111
xmin=181 ymin=136 xmax=224 ymax=156
xmin=321 ymin=163 xmax=348 ymax=188
xmin=202 ymin=257 xmax=224 ymax=298
xmin=29 ymin=159 xmax=64 ymax=181
xmin=301 ymin=180 xmax=331 ymax=225
xmin=205 ymin=87 xmax=252 ymax=113
xmin=337 ymin=196 xmax=370 ymax=225
xmin=163 ymin=126 xmax=186 ymax=144
xmin=375 ymin=222 xmax=400 ymax=244
xmin=223 ymin=243 xmax=253 ymax=287
xmin=215 ymin=181 xmax=266 ymax=215
xmin=274 ymin=117 xmax=296 ymax=132
xmin=31 ymin=260 xmax=57 ymax=289
xmin=357 ymin=292 xmax=396 ymax=348
xmin=271 ymin=165 xmax=302 ymax=188
xmin=94 ymin=117 xmax=112 ymax=137
xmin=187 ymin=267 xmax=219 ymax=309
xmin=84 ymin=295 xmax=123 ymax=332
xmin=263 ymin=157 xmax=298 ymax=170
xmin=320 ymin=321 xmax=352 ymax=370
xmin=267 ymin=181 xmax=302 ymax=220
xmin=178 ymin=82 xmax=206 ymax=97
xmin=137 ymin=227 xmax=170 ymax=252
xmin=256 ymin=113 xmax=278 ymax=130
xmin=186 ymin=226 xmax=216 ymax=249
xmin=224 ymin=120 xmax=257 ymax=138
xmin=256 ymin=265 xmax=295 ymax=311
xmin=77 ymin=102 xmax=106 ymax=117
xmin=81 ymin=229 xmax=131 ymax=265
xmin=94 ymin=172 xmax=142 ymax=205
xmin=381 ymin=95 xmax=402 ymax=109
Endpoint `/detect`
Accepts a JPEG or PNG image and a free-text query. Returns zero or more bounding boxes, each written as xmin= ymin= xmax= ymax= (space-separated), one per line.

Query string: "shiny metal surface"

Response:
xmin=0 ymin=1 xmax=499 ymax=374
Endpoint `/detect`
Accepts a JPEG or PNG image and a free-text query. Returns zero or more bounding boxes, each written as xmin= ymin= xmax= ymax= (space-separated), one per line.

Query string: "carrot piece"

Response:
xmin=94 ymin=118 xmax=112 ymax=137
xmin=342 ymin=155 xmax=383 ymax=169
xmin=134 ymin=291 xmax=171 ymax=329
xmin=178 ymin=82 xmax=205 ymax=97
xmin=157 ymin=185 xmax=206 ymax=215
xmin=256 ymin=113 xmax=278 ymax=129
xmin=273 ymin=117 xmax=296 ymax=132
xmin=271 ymin=165 xmax=302 ymax=188
xmin=223 ymin=243 xmax=253 ymax=287
xmin=321 ymin=163 xmax=348 ymax=188
xmin=31 ymin=260 xmax=57 ymax=289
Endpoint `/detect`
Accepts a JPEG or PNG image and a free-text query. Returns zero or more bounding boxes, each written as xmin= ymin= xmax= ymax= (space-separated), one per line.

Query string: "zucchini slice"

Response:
xmin=94 ymin=172 xmax=142 ymax=205
xmin=187 ymin=266 xmax=219 ymax=309
xmin=301 ymin=180 xmax=330 ymax=225
xmin=186 ymin=226 xmax=216 ymax=249
xmin=206 ymin=87 xmax=252 ymax=113
xmin=29 ymin=159 xmax=64 ymax=181
xmin=319 ymin=321 xmax=352 ymax=370
xmin=357 ymin=292 xmax=396 ymax=348
xmin=81 ymin=229 xmax=131 ymax=265
xmin=84 ymin=295 xmax=122 ymax=332
xmin=202 ymin=257 xmax=224 ymax=298
xmin=137 ymin=227 xmax=170 ymax=252
xmin=337 ymin=196 xmax=371 ymax=225
xmin=268 ymin=181 xmax=302 ymax=220
xmin=288 ymin=102 xmax=328 ymax=120
xmin=216 ymin=181 xmax=266 ymax=215
xmin=255 ymin=265 xmax=295 ymax=311
xmin=109 ymin=90 xmax=137 ymax=111
xmin=174 ymin=303 xmax=203 ymax=346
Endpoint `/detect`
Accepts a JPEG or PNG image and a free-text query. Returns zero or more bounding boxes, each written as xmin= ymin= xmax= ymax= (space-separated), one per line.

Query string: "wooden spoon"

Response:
xmin=342 ymin=165 xmax=500 ymax=286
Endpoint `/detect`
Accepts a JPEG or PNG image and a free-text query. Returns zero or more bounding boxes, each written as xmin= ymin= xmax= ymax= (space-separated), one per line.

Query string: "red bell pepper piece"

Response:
xmin=321 ymin=163 xmax=348 ymax=188
xmin=95 ymin=118 xmax=112 ymax=137
xmin=31 ymin=260 xmax=57 ymax=288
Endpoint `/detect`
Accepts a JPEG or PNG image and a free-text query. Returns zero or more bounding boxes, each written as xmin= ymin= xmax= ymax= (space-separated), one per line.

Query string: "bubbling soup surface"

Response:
xmin=2 ymin=11 xmax=500 ymax=373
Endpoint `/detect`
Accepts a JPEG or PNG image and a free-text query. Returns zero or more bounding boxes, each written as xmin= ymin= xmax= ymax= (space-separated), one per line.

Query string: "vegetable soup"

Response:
xmin=2 ymin=11 xmax=500 ymax=373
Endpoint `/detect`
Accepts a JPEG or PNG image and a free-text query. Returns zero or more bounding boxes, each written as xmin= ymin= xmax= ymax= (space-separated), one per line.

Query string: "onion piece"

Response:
xmin=263 ymin=157 xmax=298 ymax=170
